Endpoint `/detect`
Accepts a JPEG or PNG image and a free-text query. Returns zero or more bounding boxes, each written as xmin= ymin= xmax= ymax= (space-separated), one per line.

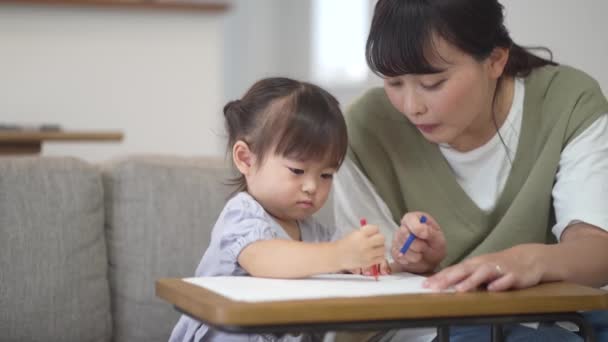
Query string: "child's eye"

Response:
xmin=288 ymin=167 xmax=304 ymax=175
xmin=321 ymin=173 xmax=334 ymax=179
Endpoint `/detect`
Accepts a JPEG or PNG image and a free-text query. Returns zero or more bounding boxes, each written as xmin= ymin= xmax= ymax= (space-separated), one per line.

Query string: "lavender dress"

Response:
xmin=169 ymin=192 xmax=333 ymax=342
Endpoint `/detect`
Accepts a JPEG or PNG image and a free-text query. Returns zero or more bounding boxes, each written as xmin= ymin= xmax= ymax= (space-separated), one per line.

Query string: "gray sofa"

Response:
xmin=0 ymin=155 xmax=337 ymax=342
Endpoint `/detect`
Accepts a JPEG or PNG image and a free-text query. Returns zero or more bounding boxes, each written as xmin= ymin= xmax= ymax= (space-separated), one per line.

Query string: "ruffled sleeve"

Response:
xmin=215 ymin=193 xmax=277 ymax=271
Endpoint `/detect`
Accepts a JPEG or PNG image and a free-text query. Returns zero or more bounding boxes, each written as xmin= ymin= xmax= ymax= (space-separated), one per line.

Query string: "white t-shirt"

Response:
xmin=334 ymin=78 xmax=608 ymax=242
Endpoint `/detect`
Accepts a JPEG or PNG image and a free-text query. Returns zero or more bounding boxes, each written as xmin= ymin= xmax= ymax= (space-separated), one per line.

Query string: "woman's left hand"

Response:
xmin=423 ymin=244 xmax=545 ymax=292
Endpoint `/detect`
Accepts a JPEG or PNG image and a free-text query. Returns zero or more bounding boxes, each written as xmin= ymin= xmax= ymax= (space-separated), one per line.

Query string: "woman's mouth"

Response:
xmin=415 ymin=124 xmax=439 ymax=133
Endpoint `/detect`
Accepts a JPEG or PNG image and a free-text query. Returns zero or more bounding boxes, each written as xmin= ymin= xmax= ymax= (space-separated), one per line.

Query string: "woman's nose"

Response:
xmin=402 ymin=89 xmax=426 ymax=117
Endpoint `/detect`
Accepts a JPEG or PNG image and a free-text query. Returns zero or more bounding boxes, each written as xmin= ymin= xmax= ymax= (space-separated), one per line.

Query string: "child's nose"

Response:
xmin=302 ymin=178 xmax=317 ymax=194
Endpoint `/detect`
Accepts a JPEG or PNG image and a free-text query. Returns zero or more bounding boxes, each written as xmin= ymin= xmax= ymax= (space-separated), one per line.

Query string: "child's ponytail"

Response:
xmin=223 ymin=99 xmax=249 ymax=149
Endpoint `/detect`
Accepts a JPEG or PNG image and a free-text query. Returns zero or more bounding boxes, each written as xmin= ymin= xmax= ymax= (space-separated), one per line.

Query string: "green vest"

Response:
xmin=346 ymin=65 xmax=608 ymax=267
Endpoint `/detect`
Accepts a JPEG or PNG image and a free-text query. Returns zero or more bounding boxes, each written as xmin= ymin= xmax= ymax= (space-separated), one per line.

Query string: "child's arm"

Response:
xmin=238 ymin=224 xmax=385 ymax=278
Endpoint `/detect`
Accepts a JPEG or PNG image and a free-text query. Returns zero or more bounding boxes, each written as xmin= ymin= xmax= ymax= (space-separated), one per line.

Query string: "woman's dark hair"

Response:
xmin=223 ymin=77 xmax=348 ymax=193
xmin=366 ymin=0 xmax=557 ymax=78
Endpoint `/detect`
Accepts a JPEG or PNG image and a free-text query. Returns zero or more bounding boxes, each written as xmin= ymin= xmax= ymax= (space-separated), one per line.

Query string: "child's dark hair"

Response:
xmin=223 ymin=77 xmax=348 ymax=193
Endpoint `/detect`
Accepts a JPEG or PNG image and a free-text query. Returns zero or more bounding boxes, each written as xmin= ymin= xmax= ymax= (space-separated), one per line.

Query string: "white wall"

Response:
xmin=502 ymin=0 xmax=608 ymax=92
xmin=228 ymin=0 xmax=608 ymax=110
xmin=222 ymin=0 xmax=311 ymax=101
xmin=1 ymin=1 xmax=607 ymax=161
xmin=0 ymin=3 xmax=225 ymax=161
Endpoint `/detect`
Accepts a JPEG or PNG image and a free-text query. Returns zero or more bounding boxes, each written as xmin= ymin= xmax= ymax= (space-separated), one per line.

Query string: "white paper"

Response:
xmin=184 ymin=273 xmax=443 ymax=303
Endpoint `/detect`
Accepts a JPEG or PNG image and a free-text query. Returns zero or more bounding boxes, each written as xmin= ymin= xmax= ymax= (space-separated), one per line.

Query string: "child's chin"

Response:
xmin=292 ymin=209 xmax=316 ymax=220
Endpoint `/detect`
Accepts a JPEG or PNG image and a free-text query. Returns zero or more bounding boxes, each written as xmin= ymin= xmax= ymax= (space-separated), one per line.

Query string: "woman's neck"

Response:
xmin=450 ymin=76 xmax=515 ymax=152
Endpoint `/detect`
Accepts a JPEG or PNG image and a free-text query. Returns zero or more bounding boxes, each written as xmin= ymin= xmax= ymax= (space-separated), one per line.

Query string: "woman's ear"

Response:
xmin=233 ymin=140 xmax=255 ymax=175
xmin=487 ymin=46 xmax=510 ymax=79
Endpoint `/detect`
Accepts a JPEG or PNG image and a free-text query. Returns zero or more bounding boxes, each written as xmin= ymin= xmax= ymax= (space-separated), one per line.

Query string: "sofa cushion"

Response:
xmin=102 ymin=155 xmax=336 ymax=342
xmin=0 ymin=157 xmax=111 ymax=342
xmin=102 ymin=156 xmax=234 ymax=342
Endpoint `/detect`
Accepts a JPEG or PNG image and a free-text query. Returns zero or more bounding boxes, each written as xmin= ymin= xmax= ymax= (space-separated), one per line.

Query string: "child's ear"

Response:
xmin=232 ymin=140 xmax=255 ymax=174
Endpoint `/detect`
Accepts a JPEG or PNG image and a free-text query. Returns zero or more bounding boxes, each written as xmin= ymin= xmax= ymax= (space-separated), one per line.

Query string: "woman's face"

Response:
xmin=383 ymin=36 xmax=509 ymax=152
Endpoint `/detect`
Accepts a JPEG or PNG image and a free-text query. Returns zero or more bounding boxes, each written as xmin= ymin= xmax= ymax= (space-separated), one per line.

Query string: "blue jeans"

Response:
xmin=446 ymin=310 xmax=608 ymax=342
xmin=583 ymin=310 xmax=608 ymax=342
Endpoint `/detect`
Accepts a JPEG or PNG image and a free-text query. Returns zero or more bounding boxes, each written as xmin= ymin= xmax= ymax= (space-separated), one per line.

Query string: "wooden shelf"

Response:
xmin=2 ymin=0 xmax=230 ymax=12
xmin=0 ymin=131 xmax=124 ymax=142
xmin=0 ymin=130 xmax=124 ymax=155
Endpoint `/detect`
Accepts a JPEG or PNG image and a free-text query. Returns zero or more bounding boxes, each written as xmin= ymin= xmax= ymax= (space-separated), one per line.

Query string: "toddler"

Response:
xmin=169 ymin=77 xmax=388 ymax=342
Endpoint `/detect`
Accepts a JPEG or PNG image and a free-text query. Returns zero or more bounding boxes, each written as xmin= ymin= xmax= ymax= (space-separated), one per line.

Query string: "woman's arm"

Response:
xmin=424 ymin=224 xmax=608 ymax=292
xmin=425 ymin=115 xmax=608 ymax=291
xmin=537 ymin=223 xmax=608 ymax=287
xmin=541 ymin=113 xmax=608 ymax=287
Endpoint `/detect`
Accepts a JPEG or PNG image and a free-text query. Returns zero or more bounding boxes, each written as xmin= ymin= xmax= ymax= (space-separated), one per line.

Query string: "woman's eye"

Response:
xmin=421 ymin=79 xmax=445 ymax=90
xmin=321 ymin=173 xmax=334 ymax=179
xmin=387 ymin=80 xmax=403 ymax=88
xmin=288 ymin=167 xmax=304 ymax=175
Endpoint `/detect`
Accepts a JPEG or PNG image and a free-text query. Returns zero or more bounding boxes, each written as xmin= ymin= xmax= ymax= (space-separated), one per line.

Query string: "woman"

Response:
xmin=333 ymin=0 xmax=608 ymax=341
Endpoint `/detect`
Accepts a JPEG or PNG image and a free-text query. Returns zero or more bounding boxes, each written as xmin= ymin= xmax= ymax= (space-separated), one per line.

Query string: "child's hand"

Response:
xmin=360 ymin=259 xmax=391 ymax=276
xmin=346 ymin=259 xmax=392 ymax=276
xmin=391 ymin=212 xmax=446 ymax=274
xmin=336 ymin=223 xmax=385 ymax=270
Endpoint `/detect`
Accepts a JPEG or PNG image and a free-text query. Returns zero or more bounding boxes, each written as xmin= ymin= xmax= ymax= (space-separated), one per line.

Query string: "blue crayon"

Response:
xmin=399 ymin=215 xmax=427 ymax=254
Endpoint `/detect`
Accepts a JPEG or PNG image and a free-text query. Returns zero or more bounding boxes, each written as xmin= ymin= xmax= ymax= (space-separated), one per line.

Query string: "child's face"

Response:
xmin=246 ymin=153 xmax=336 ymax=223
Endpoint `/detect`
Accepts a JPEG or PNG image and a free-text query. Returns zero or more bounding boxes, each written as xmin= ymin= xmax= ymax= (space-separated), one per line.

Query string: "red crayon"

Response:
xmin=360 ymin=218 xmax=379 ymax=281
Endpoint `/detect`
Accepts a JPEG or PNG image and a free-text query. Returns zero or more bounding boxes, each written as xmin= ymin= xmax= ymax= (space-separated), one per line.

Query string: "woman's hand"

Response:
xmin=424 ymin=244 xmax=545 ymax=292
xmin=391 ymin=212 xmax=446 ymax=274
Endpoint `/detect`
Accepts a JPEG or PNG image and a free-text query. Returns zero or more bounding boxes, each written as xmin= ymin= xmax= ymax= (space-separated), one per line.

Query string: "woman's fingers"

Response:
xmin=391 ymin=212 xmax=447 ymax=274
xmin=401 ymin=213 xmax=430 ymax=239
xmin=452 ymin=263 xmax=505 ymax=292
xmin=425 ymin=264 xmax=469 ymax=290
xmin=424 ymin=245 xmax=547 ymax=292
xmin=426 ymin=261 xmax=511 ymax=292
xmin=487 ymin=272 xmax=516 ymax=292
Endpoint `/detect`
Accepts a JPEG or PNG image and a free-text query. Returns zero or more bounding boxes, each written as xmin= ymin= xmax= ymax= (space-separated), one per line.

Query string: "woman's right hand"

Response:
xmin=336 ymin=224 xmax=386 ymax=270
xmin=391 ymin=212 xmax=446 ymax=274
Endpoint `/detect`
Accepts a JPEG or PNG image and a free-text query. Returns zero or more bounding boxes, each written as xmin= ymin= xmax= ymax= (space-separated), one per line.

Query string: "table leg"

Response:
xmin=491 ymin=324 xmax=504 ymax=342
xmin=436 ymin=325 xmax=450 ymax=342
xmin=574 ymin=316 xmax=596 ymax=342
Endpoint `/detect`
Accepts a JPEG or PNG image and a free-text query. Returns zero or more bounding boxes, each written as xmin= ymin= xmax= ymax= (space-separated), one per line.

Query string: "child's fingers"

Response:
xmin=380 ymin=261 xmax=392 ymax=275
xmin=370 ymin=233 xmax=386 ymax=248
xmin=360 ymin=224 xmax=380 ymax=236
xmin=347 ymin=268 xmax=362 ymax=275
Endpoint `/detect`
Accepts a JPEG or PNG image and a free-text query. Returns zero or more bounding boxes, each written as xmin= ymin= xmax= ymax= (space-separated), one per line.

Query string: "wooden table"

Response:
xmin=0 ymin=131 xmax=124 ymax=155
xmin=156 ymin=278 xmax=608 ymax=342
